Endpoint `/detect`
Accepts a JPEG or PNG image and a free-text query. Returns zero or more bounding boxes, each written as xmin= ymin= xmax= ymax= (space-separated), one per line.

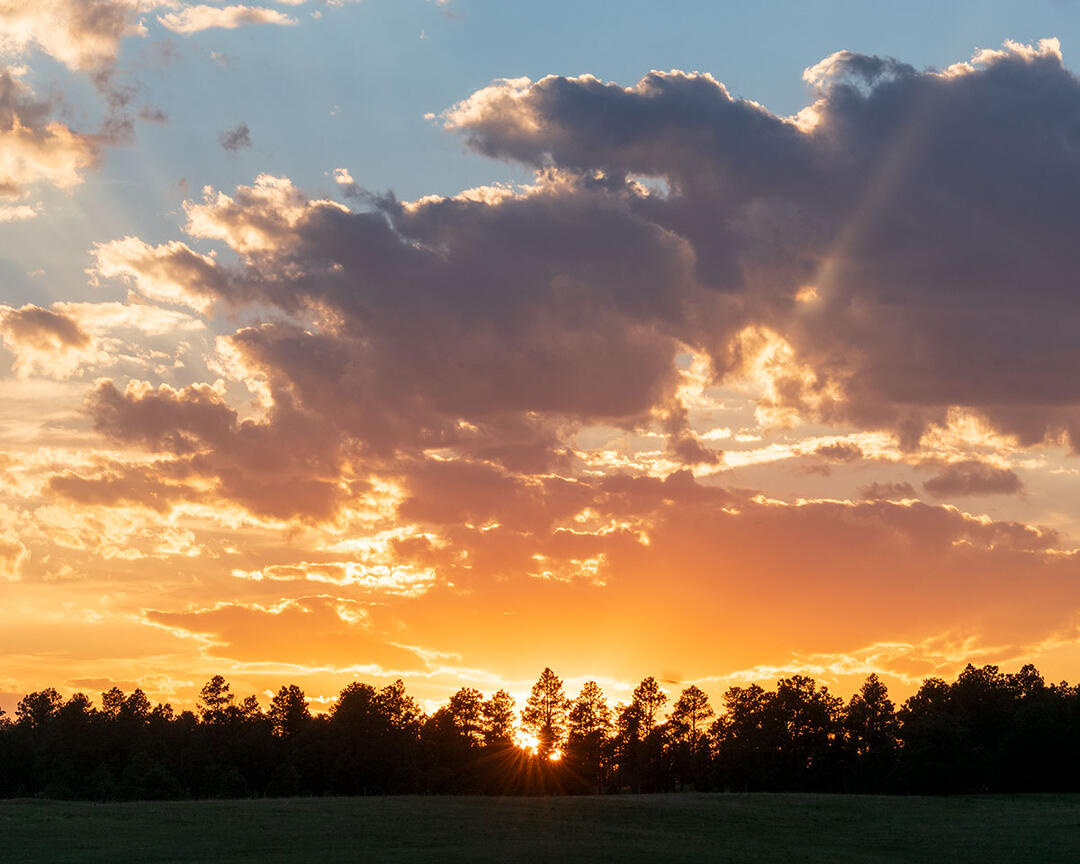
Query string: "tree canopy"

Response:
xmin=2 ymin=663 xmax=1079 ymax=799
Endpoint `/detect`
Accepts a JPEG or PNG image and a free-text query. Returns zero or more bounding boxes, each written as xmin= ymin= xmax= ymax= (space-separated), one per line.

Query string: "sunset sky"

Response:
xmin=6 ymin=0 xmax=1080 ymax=718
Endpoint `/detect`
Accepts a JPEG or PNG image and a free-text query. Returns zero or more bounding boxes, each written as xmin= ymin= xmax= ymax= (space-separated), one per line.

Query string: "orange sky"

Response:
xmin=4 ymin=22 xmax=1080 ymax=720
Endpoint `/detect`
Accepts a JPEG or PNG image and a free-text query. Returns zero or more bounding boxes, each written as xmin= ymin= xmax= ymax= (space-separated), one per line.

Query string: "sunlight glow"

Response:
xmin=512 ymin=729 xmax=562 ymax=760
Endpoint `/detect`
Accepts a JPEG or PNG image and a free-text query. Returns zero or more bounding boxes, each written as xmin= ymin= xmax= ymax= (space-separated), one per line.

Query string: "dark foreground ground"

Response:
xmin=3 ymin=793 xmax=1078 ymax=863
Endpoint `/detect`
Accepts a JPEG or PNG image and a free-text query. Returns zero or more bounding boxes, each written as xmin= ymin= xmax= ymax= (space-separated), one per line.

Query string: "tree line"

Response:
xmin=1 ymin=662 xmax=1078 ymax=799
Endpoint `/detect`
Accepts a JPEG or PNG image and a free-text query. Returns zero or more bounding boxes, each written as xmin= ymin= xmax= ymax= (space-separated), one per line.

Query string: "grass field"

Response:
xmin=2 ymin=793 xmax=1078 ymax=863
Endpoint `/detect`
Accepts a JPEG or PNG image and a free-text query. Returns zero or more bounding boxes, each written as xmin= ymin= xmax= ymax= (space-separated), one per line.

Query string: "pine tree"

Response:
xmin=521 ymin=668 xmax=570 ymax=758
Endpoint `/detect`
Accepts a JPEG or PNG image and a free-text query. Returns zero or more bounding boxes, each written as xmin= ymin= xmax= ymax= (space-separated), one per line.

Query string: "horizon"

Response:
xmin=5 ymin=1 xmax=1080 ymax=722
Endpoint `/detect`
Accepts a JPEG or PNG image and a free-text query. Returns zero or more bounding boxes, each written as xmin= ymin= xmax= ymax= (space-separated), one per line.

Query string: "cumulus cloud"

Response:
xmin=923 ymin=460 xmax=1024 ymax=498
xmin=93 ymin=170 xmax=697 ymax=486
xmin=0 ymin=305 xmax=88 ymax=350
xmin=182 ymin=173 xmax=347 ymax=252
xmin=157 ymin=5 xmax=297 ymax=35
xmin=80 ymin=40 xmax=1080 ymax=535
xmin=219 ymin=121 xmax=251 ymax=152
xmin=92 ymin=236 xmax=225 ymax=313
xmin=442 ymin=39 xmax=1080 ymax=451
xmin=86 ymin=38 xmax=1080 ymax=505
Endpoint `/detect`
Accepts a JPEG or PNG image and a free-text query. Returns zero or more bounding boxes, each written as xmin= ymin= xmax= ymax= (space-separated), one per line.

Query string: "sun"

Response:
xmin=512 ymin=729 xmax=562 ymax=760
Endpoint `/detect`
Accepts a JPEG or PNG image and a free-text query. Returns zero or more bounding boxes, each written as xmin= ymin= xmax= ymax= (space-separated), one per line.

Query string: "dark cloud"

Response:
xmin=923 ymin=460 xmax=1024 ymax=498
xmin=86 ymin=380 xmax=350 ymax=521
xmin=161 ymin=175 xmax=698 ymax=472
xmin=137 ymin=105 xmax=168 ymax=125
xmin=814 ymin=442 xmax=863 ymax=462
xmin=858 ymin=481 xmax=918 ymax=500
xmin=0 ymin=71 xmax=53 ymax=131
xmin=397 ymin=458 xmax=591 ymax=531
xmin=800 ymin=441 xmax=864 ymax=475
xmin=662 ymin=401 xmax=721 ymax=466
xmin=219 ymin=121 xmax=252 ymax=152
xmin=89 ymin=380 xmax=238 ymax=455
xmin=443 ymin=40 xmax=1080 ymax=450
xmin=48 ymin=465 xmax=196 ymax=514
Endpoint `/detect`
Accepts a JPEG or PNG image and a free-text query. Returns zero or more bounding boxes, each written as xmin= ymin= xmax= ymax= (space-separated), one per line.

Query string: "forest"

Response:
xmin=2 ymin=663 xmax=1078 ymax=799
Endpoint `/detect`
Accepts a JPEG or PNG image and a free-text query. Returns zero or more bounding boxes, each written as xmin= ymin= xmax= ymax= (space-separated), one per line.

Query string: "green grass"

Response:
xmin=2 ymin=793 xmax=1078 ymax=863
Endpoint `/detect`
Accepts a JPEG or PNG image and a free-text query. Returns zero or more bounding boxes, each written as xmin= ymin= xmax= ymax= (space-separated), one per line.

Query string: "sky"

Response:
xmin=5 ymin=0 xmax=1080 ymax=717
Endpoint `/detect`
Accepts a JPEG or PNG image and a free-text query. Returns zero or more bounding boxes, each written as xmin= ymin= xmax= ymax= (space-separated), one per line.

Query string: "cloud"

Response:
xmin=0 ymin=298 xmax=207 ymax=382
xmin=86 ymin=378 xmax=350 ymax=520
xmin=0 ymin=535 xmax=27 ymax=581
xmin=0 ymin=0 xmax=148 ymax=75
xmin=382 ymin=474 xmax=1079 ymax=684
xmin=858 ymin=481 xmax=918 ymax=500
xmin=94 ymin=171 xmax=696 ymax=484
xmin=815 ymin=442 xmax=863 ymax=463
xmin=0 ymin=202 xmax=36 ymax=221
xmin=0 ymin=69 xmax=99 ymax=197
xmin=331 ymin=166 xmax=360 ymax=198
xmin=92 ymin=39 xmax=1080 ymax=495
xmin=157 ymin=5 xmax=297 ymax=35
xmin=88 ymin=379 xmax=239 ymax=455
xmin=143 ymin=596 xmax=426 ymax=668
xmin=0 ymin=1 xmax=300 ymax=198
xmin=233 ymin=561 xmax=436 ymax=597
xmin=219 ymin=121 xmax=251 ymax=152
xmin=182 ymin=173 xmax=347 ymax=252
xmin=55 ymin=300 xmax=207 ymax=337
xmin=48 ymin=465 xmax=198 ymax=514
xmin=923 ymin=460 xmax=1024 ymax=498
xmin=137 ymin=105 xmax=168 ymax=125
xmin=71 ymin=37 xmax=1080 ymax=546
xmin=0 ymin=305 xmax=88 ymax=351
xmin=92 ymin=236 xmax=225 ymax=313
xmin=0 ymin=304 xmax=95 ymax=378
xmin=442 ymin=40 xmax=1080 ymax=451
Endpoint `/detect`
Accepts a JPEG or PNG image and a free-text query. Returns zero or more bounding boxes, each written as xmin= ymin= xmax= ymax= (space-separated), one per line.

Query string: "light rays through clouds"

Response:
xmin=2 ymin=5 xmax=1080 ymax=714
